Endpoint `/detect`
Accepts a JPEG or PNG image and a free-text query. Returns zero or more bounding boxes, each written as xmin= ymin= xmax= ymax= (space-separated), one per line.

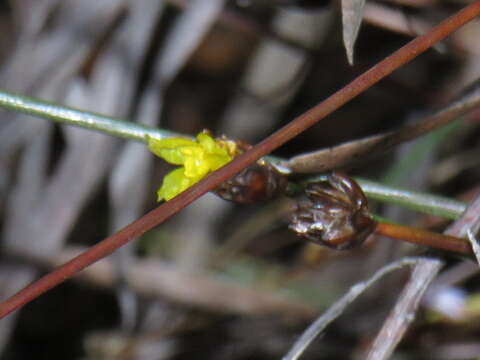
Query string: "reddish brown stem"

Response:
xmin=1 ymin=1 xmax=479 ymax=319
xmin=375 ymin=222 xmax=472 ymax=254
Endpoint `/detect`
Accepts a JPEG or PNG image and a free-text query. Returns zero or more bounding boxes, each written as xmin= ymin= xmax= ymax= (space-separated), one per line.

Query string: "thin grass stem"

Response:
xmin=0 ymin=90 xmax=176 ymax=142
xmin=357 ymin=178 xmax=466 ymax=219
xmin=0 ymin=89 xmax=468 ymax=220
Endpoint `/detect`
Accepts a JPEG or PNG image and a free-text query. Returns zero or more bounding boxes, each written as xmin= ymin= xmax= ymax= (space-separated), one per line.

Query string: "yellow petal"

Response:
xmin=196 ymin=132 xmax=217 ymax=153
xmin=148 ymin=136 xmax=195 ymax=164
xmin=184 ymin=156 xmax=210 ymax=178
xmin=179 ymin=145 xmax=204 ymax=157
xmin=197 ymin=132 xmax=231 ymax=157
xmin=150 ymin=132 xmax=236 ymax=202
xmin=206 ymin=153 xmax=231 ymax=171
xmin=157 ymin=167 xmax=198 ymax=201
xmin=155 ymin=148 xmax=186 ymax=165
xmin=149 ymin=137 xmax=196 ymax=149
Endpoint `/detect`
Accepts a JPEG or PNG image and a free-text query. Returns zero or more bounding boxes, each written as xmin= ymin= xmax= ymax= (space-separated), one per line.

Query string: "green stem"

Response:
xmin=0 ymin=89 xmax=176 ymax=142
xmin=357 ymin=178 xmax=466 ymax=220
xmin=0 ymin=88 xmax=468 ymax=220
xmin=0 ymin=89 xmax=288 ymax=166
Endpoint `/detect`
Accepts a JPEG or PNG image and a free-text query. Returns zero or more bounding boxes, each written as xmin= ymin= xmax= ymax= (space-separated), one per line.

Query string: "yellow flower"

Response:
xmin=148 ymin=131 xmax=236 ymax=201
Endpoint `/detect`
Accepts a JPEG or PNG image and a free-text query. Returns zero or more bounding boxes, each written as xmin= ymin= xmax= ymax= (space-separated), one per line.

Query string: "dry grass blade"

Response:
xmin=285 ymin=78 xmax=480 ymax=173
xmin=0 ymin=121 xmax=52 ymax=353
xmin=365 ymin=194 xmax=480 ymax=359
xmin=0 ymin=0 xmax=125 ymax=90
xmin=220 ymin=8 xmax=325 ymax=141
xmin=10 ymin=0 xmax=59 ymax=39
xmin=0 ymin=3 xmax=124 ymax=350
xmin=282 ymin=257 xmax=424 ymax=360
xmin=157 ymin=0 xmax=225 ymax=85
xmin=106 ymin=0 xmax=165 ymax=331
xmin=364 ymin=2 xmax=431 ymax=38
xmin=44 ymin=246 xmax=315 ymax=317
xmin=467 ymin=222 xmax=480 ymax=266
xmin=342 ymin=0 xmax=366 ymax=65
xmin=153 ymin=0 xmax=227 ymax=271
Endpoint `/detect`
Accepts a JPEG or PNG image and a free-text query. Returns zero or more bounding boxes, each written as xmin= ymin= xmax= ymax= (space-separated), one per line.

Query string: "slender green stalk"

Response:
xmin=297 ymin=175 xmax=466 ymax=220
xmin=0 ymin=90 xmax=176 ymax=142
xmin=0 ymin=88 xmax=468 ymax=220
xmin=0 ymin=89 xmax=289 ymax=166
xmin=357 ymin=178 xmax=466 ymax=220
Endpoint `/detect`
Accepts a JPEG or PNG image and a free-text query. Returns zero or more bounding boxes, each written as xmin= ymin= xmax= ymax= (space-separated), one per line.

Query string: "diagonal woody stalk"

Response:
xmin=1 ymin=1 xmax=480 ymax=319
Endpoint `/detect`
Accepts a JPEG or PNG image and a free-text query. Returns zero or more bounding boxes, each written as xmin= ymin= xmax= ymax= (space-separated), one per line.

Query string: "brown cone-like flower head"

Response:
xmin=289 ymin=172 xmax=375 ymax=250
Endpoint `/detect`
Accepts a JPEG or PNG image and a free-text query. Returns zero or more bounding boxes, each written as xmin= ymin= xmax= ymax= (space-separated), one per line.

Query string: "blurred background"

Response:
xmin=1 ymin=0 xmax=480 ymax=359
